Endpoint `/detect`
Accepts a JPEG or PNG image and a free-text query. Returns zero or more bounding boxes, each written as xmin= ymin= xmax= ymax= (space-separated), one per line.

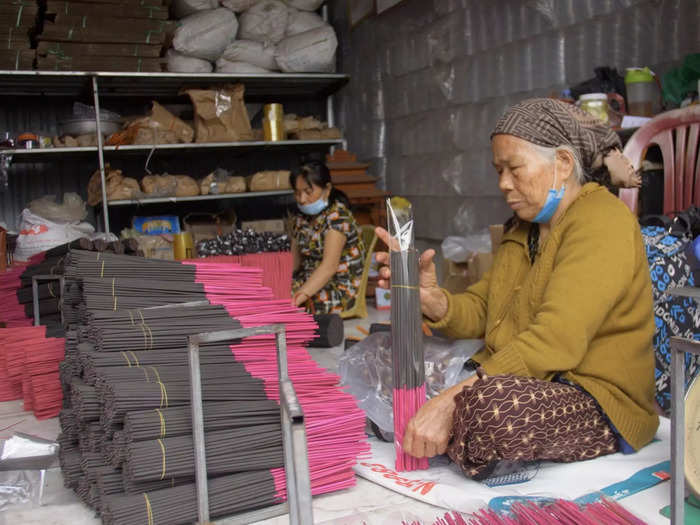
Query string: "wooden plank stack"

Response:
xmin=0 ymin=1 xmax=39 ymax=70
xmin=37 ymin=0 xmax=173 ymax=72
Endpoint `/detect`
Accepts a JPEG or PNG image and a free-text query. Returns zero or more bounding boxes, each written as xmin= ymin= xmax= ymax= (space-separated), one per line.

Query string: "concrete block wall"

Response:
xmin=331 ymin=0 xmax=699 ymax=241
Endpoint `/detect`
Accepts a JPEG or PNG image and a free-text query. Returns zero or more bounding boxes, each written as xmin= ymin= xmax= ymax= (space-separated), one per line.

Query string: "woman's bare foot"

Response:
xmin=604 ymin=148 xmax=642 ymax=188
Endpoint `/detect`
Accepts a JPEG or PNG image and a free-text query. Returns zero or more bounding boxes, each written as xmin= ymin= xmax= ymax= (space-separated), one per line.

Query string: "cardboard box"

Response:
xmin=183 ymin=214 xmax=234 ymax=245
xmin=442 ymin=252 xmax=494 ymax=294
xmin=37 ymin=41 xmax=163 ymax=58
xmin=37 ymin=55 xmax=162 ymax=72
xmin=46 ymin=1 xmax=169 ymax=20
xmin=375 ymin=287 xmax=391 ymax=310
xmin=240 ymin=220 xmax=286 ymax=234
xmin=133 ymin=215 xmax=180 ymax=235
xmin=442 ymin=259 xmax=471 ymax=295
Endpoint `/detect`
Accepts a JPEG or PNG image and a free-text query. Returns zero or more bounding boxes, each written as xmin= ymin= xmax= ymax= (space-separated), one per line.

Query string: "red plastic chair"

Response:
xmin=619 ymin=105 xmax=700 ymax=215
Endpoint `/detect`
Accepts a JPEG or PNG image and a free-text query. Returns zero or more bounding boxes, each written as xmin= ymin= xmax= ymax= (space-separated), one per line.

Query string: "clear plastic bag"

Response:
xmin=338 ymin=332 xmax=483 ymax=436
xmin=441 ymin=228 xmax=491 ymax=263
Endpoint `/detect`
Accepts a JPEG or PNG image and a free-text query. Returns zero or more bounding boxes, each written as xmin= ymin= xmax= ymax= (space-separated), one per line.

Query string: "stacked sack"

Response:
xmin=168 ymin=0 xmax=337 ymax=73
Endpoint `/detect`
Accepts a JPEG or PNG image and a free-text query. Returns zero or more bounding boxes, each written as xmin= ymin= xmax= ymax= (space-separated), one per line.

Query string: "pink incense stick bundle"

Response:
xmin=0 ymin=265 xmax=34 ymax=327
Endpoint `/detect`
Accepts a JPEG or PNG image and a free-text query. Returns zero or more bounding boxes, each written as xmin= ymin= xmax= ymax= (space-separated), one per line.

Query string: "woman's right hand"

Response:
xmin=374 ymin=226 xmax=448 ymax=322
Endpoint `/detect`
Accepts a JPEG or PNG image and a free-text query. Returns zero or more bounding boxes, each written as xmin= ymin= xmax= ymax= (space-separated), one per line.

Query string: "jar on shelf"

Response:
xmin=625 ymin=67 xmax=659 ymax=117
xmin=577 ymin=93 xmax=609 ymax=124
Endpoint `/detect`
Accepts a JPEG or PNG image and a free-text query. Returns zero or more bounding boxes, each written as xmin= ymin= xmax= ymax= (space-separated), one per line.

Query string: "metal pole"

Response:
xmin=32 ymin=277 xmax=40 ymax=327
xmin=187 ymin=335 xmax=210 ymax=525
xmin=91 ymin=76 xmax=110 ymax=233
xmin=671 ymin=339 xmax=685 ymax=524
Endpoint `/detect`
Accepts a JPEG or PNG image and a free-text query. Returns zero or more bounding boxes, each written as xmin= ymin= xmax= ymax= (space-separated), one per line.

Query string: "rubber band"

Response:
xmin=100 ymin=260 xmax=105 ymax=278
xmin=48 ymin=282 xmax=55 ymax=298
xmin=142 ymin=367 xmax=150 ymax=382
xmin=144 ymin=322 xmax=153 ymax=350
xmin=113 ymin=295 xmax=117 ymax=311
xmin=150 ymin=366 xmax=161 ymax=384
xmin=14 ymin=50 xmax=19 ymax=70
xmin=112 ymin=278 xmax=115 ymax=297
xmin=391 ymin=284 xmax=419 ymax=290
xmin=143 ymin=493 xmax=154 ymax=525
xmin=128 ymin=310 xmax=135 ymax=326
xmin=8 ymin=27 xmax=13 ymax=51
xmin=137 ymin=58 xmax=142 ymax=72
xmin=159 ymin=383 xmax=168 ymax=408
xmin=96 ymin=251 xmax=100 ymax=261
xmin=138 ymin=310 xmax=145 ymax=323
xmin=81 ymin=15 xmax=86 ymax=29
xmin=64 ymin=2 xmax=68 ymax=15
xmin=67 ymin=28 xmax=73 ymax=40
xmin=155 ymin=408 xmax=166 ymax=438
xmin=139 ymin=323 xmax=148 ymax=350
xmin=121 ymin=352 xmax=132 ymax=367
xmin=129 ymin=351 xmax=140 ymax=367
xmin=15 ymin=5 xmax=23 ymax=29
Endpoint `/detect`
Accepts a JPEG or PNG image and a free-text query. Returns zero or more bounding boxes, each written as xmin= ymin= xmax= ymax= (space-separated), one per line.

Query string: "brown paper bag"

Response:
xmin=185 ymin=84 xmax=253 ymax=143
xmin=149 ymin=101 xmax=194 ymax=143
xmin=246 ymin=170 xmax=292 ymax=191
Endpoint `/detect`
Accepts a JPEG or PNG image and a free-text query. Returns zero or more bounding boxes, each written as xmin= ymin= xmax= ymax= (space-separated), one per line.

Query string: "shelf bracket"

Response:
xmin=91 ymin=75 xmax=110 ymax=233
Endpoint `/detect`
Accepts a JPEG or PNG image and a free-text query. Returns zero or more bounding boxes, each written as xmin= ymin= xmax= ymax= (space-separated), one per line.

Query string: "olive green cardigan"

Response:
xmin=429 ymin=183 xmax=659 ymax=450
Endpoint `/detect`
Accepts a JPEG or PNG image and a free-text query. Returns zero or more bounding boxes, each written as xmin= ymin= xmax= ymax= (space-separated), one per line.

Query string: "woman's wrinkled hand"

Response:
xmin=402 ymin=391 xmax=456 ymax=458
xmin=374 ymin=226 xmax=448 ymax=322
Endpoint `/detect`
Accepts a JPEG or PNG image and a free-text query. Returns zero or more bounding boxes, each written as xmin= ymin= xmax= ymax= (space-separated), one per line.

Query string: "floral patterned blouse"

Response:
xmin=292 ymin=200 xmax=364 ymax=314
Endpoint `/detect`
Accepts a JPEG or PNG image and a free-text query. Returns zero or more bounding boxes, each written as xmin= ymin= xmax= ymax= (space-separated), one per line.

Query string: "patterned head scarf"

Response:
xmin=491 ymin=98 xmax=621 ymax=179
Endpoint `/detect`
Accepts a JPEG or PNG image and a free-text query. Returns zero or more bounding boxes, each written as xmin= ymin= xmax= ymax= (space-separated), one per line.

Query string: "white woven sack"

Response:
xmin=166 ymin=49 xmax=213 ymax=73
xmin=215 ymin=59 xmax=272 ymax=73
xmin=172 ymin=8 xmax=239 ymax=61
xmin=274 ymin=25 xmax=337 ymax=72
xmin=172 ymin=0 xmax=218 ymax=19
xmin=285 ymin=7 xmax=325 ymax=37
xmin=238 ymin=0 xmax=288 ymax=44
xmin=284 ymin=0 xmax=324 ymax=11
xmin=221 ymin=0 xmax=260 ymax=12
xmin=220 ymin=40 xmax=277 ymax=70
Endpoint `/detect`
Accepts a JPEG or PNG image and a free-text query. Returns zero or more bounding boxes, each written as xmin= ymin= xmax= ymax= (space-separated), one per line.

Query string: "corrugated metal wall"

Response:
xmin=331 ymin=0 xmax=699 ymax=240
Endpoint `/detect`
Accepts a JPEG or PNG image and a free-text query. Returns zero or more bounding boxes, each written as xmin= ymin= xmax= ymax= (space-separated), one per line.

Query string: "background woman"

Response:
xmin=291 ymin=161 xmax=364 ymax=315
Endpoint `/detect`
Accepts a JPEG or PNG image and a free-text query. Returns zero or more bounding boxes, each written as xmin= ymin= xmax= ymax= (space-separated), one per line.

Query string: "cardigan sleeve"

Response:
xmin=424 ymin=269 xmax=490 ymax=339
xmin=479 ymin=209 xmax=636 ymax=379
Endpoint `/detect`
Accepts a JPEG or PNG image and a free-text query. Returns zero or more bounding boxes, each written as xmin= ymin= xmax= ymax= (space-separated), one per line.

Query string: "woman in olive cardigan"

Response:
xmin=376 ymin=98 xmax=658 ymax=479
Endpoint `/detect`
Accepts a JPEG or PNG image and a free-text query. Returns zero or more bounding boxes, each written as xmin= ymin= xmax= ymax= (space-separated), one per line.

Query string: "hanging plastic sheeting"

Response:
xmin=172 ymin=8 xmax=239 ymax=61
xmin=333 ymin=0 xmax=700 ymax=242
xmin=274 ymin=25 xmax=337 ymax=73
xmin=219 ymin=40 xmax=278 ymax=71
xmin=238 ymin=0 xmax=288 ymax=44
xmin=172 ymin=0 xmax=218 ymax=19
xmin=166 ymin=49 xmax=213 ymax=73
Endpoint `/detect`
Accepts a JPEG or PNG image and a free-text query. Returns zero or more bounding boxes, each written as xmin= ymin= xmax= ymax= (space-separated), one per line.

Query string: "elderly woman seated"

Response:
xmin=376 ymin=98 xmax=659 ymax=480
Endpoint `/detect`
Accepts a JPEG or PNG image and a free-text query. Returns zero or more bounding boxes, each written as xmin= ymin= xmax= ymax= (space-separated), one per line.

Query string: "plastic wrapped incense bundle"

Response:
xmin=386 ymin=196 xmax=428 ymax=472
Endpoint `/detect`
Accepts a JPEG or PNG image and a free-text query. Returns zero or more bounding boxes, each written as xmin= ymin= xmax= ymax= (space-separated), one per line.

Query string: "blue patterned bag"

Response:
xmin=641 ymin=225 xmax=700 ymax=414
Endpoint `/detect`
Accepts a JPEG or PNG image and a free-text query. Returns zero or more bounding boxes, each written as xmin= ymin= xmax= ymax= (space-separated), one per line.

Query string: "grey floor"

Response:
xmin=0 ymin=303 xmax=670 ymax=524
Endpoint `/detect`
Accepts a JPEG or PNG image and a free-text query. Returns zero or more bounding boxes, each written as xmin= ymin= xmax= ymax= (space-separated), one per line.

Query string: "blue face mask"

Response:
xmin=298 ymin=196 xmax=328 ymax=215
xmin=532 ymin=170 xmax=565 ymax=224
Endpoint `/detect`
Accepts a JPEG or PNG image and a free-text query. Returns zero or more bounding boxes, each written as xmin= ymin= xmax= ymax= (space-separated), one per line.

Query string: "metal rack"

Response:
xmin=0 ymin=70 xmax=350 ymax=233
xmin=188 ymin=324 xmax=313 ymax=525
xmin=668 ymin=286 xmax=700 ymax=525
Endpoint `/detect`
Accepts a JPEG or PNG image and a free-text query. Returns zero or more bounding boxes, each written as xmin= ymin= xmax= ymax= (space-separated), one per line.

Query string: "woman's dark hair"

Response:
xmin=290 ymin=161 xmax=350 ymax=208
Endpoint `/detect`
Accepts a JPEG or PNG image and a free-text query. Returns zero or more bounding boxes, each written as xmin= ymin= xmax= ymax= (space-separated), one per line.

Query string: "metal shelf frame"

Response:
xmin=108 ymin=189 xmax=293 ymax=206
xmin=187 ymin=324 xmax=313 ymax=525
xmin=0 ymin=70 xmax=348 ymax=233
xmin=0 ymin=139 xmax=346 ymax=163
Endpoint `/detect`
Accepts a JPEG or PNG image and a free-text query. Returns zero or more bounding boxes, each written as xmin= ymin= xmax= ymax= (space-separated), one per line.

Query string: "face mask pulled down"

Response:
xmin=532 ymin=166 xmax=565 ymax=224
xmin=298 ymin=196 xmax=329 ymax=216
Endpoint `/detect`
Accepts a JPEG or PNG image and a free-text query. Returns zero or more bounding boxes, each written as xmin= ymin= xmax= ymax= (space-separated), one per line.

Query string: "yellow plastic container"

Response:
xmin=263 ymin=103 xmax=286 ymax=141
xmin=173 ymin=232 xmax=194 ymax=260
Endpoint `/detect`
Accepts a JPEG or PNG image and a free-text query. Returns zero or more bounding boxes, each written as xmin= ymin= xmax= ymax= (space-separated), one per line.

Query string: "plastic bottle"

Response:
xmin=625 ymin=67 xmax=658 ymax=117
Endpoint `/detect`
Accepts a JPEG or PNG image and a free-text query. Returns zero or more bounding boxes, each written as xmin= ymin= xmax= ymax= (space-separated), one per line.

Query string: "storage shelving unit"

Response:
xmin=0 ymin=71 xmax=350 ymax=232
